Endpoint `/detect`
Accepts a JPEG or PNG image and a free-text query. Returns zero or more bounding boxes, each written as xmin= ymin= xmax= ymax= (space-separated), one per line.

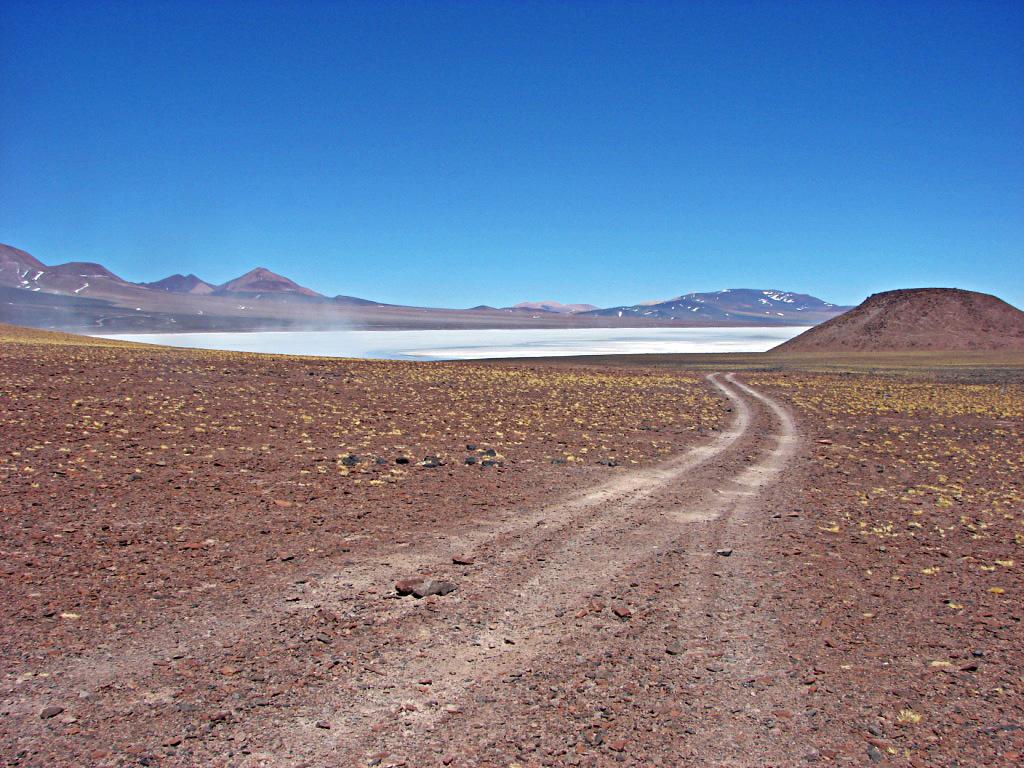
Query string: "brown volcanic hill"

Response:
xmin=0 ymin=244 xmax=46 ymax=286
xmin=140 ymin=273 xmax=215 ymax=295
xmin=772 ymin=288 xmax=1024 ymax=353
xmin=49 ymin=261 xmax=126 ymax=281
xmin=215 ymin=267 xmax=322 ymax=298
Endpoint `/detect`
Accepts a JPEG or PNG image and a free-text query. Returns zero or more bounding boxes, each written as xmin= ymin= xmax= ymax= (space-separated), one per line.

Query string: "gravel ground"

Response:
xmin=1 ymin=330 xmax=1021 ymax=766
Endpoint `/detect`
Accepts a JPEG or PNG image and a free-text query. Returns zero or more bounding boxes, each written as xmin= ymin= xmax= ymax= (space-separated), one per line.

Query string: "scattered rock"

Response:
xmin=40 ymin=705 xmax=65 ymax=719
xmin=452 ymin=555 xmax=475 ymax=565
xmin=394 ymin=578 xmax=422 ymax=594
xmin=612 ymin=605 xmax=632 ymax=619
xmin=715 ymin=548 xmax=733 ymax=557
xmin=395 ymin=578 xmax=457 ymax=598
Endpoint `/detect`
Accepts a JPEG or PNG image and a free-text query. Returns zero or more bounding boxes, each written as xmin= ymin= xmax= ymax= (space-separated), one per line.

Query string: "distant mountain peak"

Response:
xmin=215 ymin=267 xmax=321 ymax=297
xmin=0 ymin=243 xmax=45 ymax=270
xmin=139 ymin=273 xmax=215 ymax=295
xmin=510 ymin=301 xmax=599 ymax=314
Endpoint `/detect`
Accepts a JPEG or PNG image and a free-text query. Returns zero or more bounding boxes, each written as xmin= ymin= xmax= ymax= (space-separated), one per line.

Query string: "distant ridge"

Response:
xmin=139 ymin=274 xmax=215 ymax=295
xmin=48 ymin=262 xmax=125 ymax=281
xmin=772 ymin=288 xmax=1024 ymax=353
xmin=510 ymin=301 xmax=599 ymax=314
xmin=584 ymin=288 xmax=851 ymax=325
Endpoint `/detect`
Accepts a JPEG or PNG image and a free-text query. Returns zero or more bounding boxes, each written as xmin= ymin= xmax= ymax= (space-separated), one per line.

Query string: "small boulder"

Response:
xmin=395 ymin=578 xmax=457 ymax=598
xmin=416 ymin=580 xmax=456 ymax=598
xmin=395 ymin=578 xmax=423 ymax=594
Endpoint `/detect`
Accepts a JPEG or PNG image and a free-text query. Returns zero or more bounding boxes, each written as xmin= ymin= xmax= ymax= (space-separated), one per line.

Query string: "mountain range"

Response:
xmin=582 ymin=289 xmax=843 ymax=325
xmin=0 ymin=243 xmax=852 ymax=333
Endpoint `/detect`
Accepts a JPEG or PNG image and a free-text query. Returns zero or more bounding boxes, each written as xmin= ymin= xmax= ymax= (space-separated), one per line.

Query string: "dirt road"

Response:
xmin=274 ymin=372 xmax=800 ymax=765
xmin=7 ymin=372 xmax=801 ymax=766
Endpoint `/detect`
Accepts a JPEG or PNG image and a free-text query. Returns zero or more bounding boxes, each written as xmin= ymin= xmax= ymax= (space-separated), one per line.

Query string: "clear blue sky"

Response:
xmin=2 ymin=0 xmax=1022 ymax=309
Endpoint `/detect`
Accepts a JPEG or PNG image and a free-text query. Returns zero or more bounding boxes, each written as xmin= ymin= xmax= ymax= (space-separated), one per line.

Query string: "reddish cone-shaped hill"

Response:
xmin=772 ymin=288 xmax=1024 ymax=353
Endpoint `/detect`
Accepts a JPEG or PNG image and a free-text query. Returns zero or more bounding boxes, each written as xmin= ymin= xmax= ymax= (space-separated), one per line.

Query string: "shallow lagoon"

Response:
xmin=99 ymin=326 xmax=807 ymax=361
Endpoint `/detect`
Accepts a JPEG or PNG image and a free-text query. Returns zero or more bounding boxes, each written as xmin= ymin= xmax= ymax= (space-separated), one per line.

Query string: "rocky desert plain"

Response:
xmin=1 ymin=290 xmax=1023 ymax=768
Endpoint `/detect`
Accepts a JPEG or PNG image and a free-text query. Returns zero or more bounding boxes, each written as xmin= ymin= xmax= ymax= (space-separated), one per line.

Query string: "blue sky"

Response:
xmin=1 ymin=0 xmax=1022 ymax=309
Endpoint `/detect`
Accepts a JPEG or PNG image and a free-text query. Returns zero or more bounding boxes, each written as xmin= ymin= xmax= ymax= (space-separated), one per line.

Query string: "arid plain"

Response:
xmin=1 ymin=324 xmax=1022 ymax=767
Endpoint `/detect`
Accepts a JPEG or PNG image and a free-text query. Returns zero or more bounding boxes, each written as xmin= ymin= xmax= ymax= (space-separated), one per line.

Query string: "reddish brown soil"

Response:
xmin=1 ymin=327 xmax=1021 ymax=767
xmin=773 ymin=288 xmax=1024 ymax=353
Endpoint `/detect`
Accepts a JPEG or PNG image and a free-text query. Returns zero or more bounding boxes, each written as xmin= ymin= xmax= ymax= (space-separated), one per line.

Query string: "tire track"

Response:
xmin=8 ymin=373 xmax=797 ymax=766
xmin=244 ymin=373 xmax=798 ymax=766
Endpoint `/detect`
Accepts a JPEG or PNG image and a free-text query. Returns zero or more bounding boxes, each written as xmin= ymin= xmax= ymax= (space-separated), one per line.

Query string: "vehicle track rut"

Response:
xmin=237 ymin=372 xmax=801 ymax=765
xmin=6 ymin=373 xmax=799 ymax=766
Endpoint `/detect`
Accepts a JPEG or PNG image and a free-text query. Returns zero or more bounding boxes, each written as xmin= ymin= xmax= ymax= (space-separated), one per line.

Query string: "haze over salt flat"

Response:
xmin=98 ymin=327 xmax=808 ymax=361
